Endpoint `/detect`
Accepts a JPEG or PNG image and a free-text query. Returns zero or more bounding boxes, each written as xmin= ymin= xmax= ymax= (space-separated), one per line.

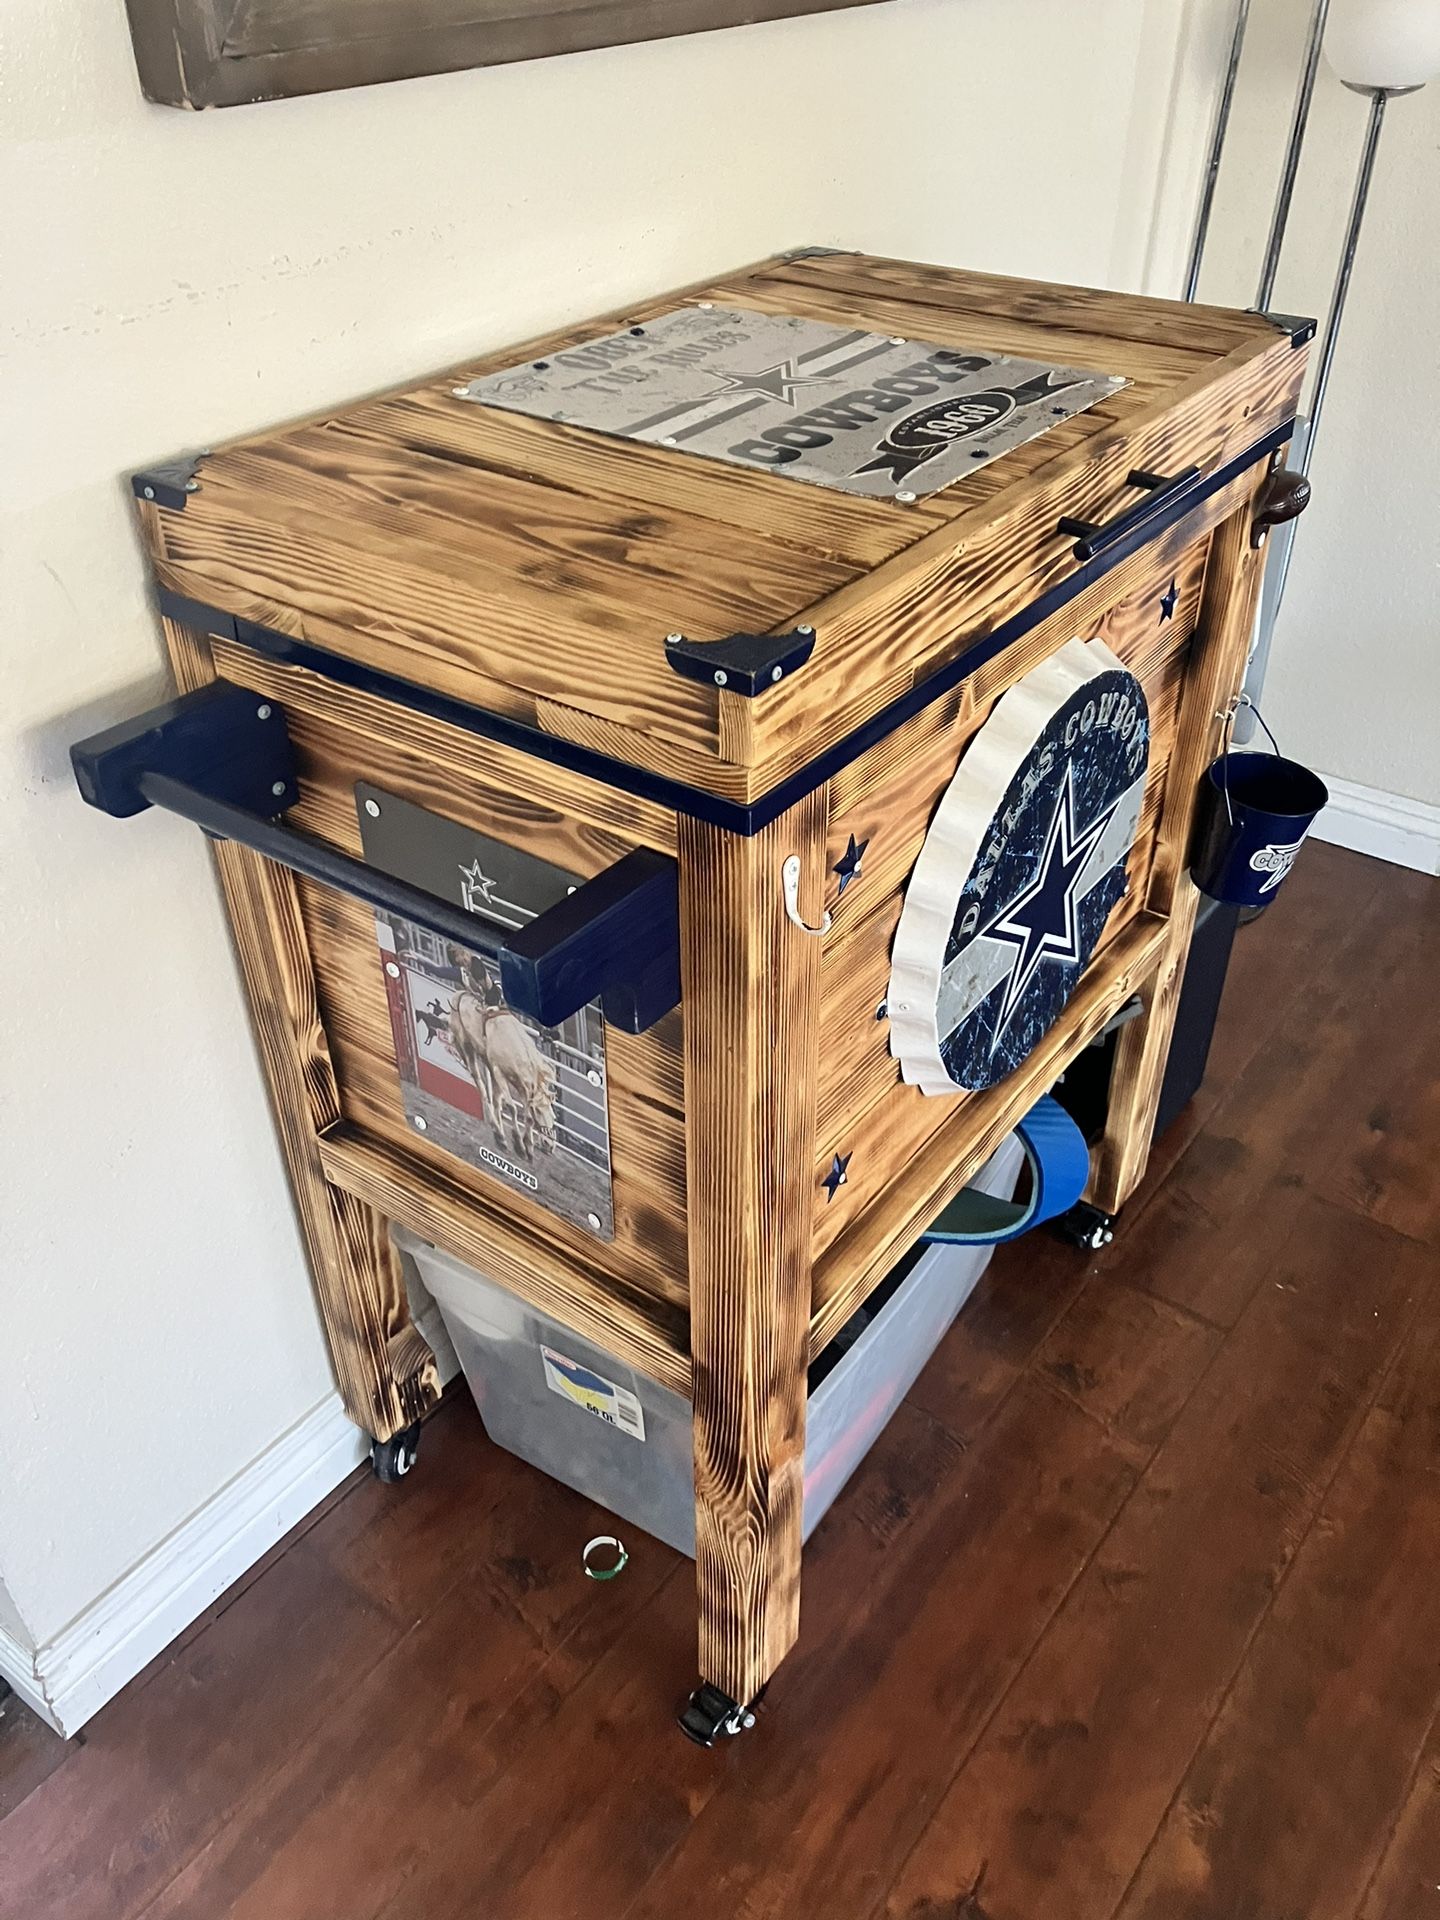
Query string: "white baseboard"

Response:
xmin=0 ymin=1280 xmax=465 ymax=1740
xmin=0 ymin=1629 xmax=53 ymax=1727
xmin=1312 ymin=775 xmax=1440 ymax=877
xmin=0 ymin=1395 xmax=369 ymax=1739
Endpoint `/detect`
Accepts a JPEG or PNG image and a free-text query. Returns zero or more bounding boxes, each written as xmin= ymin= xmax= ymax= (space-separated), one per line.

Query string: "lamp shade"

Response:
xmin=1325 ymin=0 xmax=1440 ymax=88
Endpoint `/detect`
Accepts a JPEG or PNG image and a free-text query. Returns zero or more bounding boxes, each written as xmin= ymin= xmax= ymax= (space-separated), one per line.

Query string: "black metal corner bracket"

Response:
xmin=131 ymin=451 xmax=208 ymax=510
xmin=1251 ymin=310 xmax=1318 ymax=349
xmin=664 ymin=626 xmax=816 ymax=697
xmin=780 ymin=245 xmax=849 ymax=262
xmin=69 ymin=682 xmax=680 ymax=1034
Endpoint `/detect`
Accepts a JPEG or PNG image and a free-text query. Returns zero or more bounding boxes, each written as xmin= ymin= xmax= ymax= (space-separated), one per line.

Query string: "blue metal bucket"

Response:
xmin=1190 ymin=752 xmax=1328 ymax=908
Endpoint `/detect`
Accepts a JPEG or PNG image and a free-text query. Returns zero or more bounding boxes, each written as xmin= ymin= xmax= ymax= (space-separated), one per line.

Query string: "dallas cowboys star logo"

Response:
xmin=984 ymin=765 xmax=1119 ymax=1053
xmin=458 ymin=859 xmax=498 ymax=913
xmin=706 ymin=357 xmax=835 ymax=407
xmin=833 ymin=833 xmax=868 ymax=894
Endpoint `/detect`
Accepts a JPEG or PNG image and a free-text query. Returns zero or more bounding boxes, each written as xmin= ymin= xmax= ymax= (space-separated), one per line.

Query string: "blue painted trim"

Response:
xmin=744 ymin=415 xmax=1295 ymax=829
xmin=156 ymin=415 xmax=1294 ymax=838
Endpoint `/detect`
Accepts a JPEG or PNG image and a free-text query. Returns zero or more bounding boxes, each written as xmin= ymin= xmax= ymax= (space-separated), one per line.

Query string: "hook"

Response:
xmin=1214 ymin=692 xmax=1282 ymax=756
xmin=1211 ymin=693 xmax=1283 ymax=825
xmin=781 ymin=855 xmax=832 ymax=937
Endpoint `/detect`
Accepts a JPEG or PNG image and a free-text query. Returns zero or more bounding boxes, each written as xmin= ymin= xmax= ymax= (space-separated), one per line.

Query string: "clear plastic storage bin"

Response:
xmin=394 ymin=1134 xmax=1023 ymax=1556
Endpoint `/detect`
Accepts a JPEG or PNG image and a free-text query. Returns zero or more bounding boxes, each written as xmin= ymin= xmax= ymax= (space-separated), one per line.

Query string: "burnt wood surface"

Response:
xmin=5 ymin=842 xmax=1438 ymax=1920
xmin=118 ymin=254 xmax=1312 ymax=1718
xmin=132 ymin=251 xmax=1301 ymax=804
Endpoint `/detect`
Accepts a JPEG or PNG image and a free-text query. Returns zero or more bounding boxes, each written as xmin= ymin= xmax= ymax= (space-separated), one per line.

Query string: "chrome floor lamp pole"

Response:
xmin=1182 ymin=0 xmax=1434 ymax=723
xmin=1255 ymin=0 xmax=1334 ymax=309
xmin=1183 ymin=0 xmax=1252 ymax=302
xmin=1182 ymin=0 xmax=1332 ymax=310
xmin=1268 ymin=82 xmax=1401 ymax=608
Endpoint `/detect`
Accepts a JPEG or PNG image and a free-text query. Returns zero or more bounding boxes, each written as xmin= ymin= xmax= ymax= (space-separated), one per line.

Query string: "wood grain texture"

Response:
xmin=773 ymin=250 xmax=1282 ymax=357
xmin=331 ymin=393 xmax=945 ymax=572
xmin=813 ymin=539 xmax=1200 ymax=1151
xmin=717 ymin=272 xmax=1207 ymax=389
xmin=301 ymin=877 xmax=691 ymax=1312
xmin=119 ymin=259 xmax=1312 ymax=1722
xmin=158 ymin=617 xmax=440 ymax=1442
xmin=820 ymin=521 xmax=1207 ymax=875
xmin=1090 ymin=495 xmax=1268 ymax=1213
xmin=629 ymin=1384 xmax=1138 ymax=1920
xmin=320 ymin=1126 xmax=691 ymax=1395
xmin=123 ymin=0 xmax=891 ymax=108
xmin=1120 ymin=846 xmax=1431 ymax=1329
xmin=156 ymin=475 xmax=729 ymax=760
xmin=881 ymin=1194 xmax=1427 ymax=1920
xmin=202 ymin=640 xmax=693 ymax=1315
xmin=729 ymin=348 xmax=1299 ymax=784
xmin=1115 ymin=1267 xmax=1440 ymax=1920
xmin=680 ymin=795 xmax=825 ymax=1702
xmin=136 ymin=251 xmax=1302 ymax=802
xmin=209 ymin=638 xmax=678 ymax=854
xmin=809 ymin=914 xmax=1170 ymax=1356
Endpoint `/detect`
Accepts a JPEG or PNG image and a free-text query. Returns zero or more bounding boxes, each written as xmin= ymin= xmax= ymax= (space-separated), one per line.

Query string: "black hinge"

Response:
xmin=1251 ymin=310 xmax=1317 ymax=349
xmin=664 ymin=626 xmax=816 ymax=697
xmin=131 ymin=451 xmax=207 ymax=510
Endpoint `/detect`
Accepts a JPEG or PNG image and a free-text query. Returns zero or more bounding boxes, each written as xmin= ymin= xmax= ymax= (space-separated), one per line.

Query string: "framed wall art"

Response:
xmin=124 ymin=0 xmax=891 ymax=108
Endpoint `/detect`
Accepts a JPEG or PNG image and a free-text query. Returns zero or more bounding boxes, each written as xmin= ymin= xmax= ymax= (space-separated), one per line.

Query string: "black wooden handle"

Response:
xmin=70 ymin=681 xmax=680 ymax=1033
xmin=1057 ymin=466 xmax=1204 ymax=564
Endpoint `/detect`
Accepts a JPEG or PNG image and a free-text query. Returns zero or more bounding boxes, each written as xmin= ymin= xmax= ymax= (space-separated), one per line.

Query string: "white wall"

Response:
xmin=1187 ymin=0 xmax=1440 ymax=811
xmin=0 ymin=1579 xmax=31 ymax=1646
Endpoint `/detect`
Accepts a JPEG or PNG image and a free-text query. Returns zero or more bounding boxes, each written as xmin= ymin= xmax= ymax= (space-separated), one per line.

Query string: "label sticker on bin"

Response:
xmin=541 ymin=1347 xmax=646 ymax=1441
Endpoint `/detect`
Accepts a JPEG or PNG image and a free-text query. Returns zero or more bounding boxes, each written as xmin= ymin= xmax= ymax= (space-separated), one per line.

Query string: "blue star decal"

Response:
xmin=984 ymin=764 xmax=1119 ymax=1053
xmin=822 ymin=1152 xmax=852 ymax=1202
xmin=1159 ymin=579 xmax=1179 ymax=622
xmin=833 ymin=833 xmax=869 ymax=894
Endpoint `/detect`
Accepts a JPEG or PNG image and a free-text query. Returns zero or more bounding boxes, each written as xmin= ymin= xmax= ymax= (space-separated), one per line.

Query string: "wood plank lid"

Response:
xmin=136 ymin=250 xmax=1305 ymax=830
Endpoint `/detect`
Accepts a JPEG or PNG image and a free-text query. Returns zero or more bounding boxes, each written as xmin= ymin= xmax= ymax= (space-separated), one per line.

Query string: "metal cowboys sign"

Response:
xmin=457 ymin=306 xmax=1125 ymax=502
xmin=888 ymin=639 xmax=1150 ymax=1093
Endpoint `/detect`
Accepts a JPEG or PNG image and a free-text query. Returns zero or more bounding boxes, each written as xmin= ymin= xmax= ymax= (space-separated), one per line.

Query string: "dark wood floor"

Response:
xmin=4 ymin=840 xmax=1437 ymax=1920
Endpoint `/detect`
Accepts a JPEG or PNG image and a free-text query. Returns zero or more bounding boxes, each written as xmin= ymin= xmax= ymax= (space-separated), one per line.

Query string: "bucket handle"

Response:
xmin=1212 ymin=693 xmax=1283 ymax=826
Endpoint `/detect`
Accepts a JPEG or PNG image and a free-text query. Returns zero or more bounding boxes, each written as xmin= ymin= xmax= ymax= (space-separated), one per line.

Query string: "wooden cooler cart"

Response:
xmin=73 ymin=251 xmax=1310 ymax=1741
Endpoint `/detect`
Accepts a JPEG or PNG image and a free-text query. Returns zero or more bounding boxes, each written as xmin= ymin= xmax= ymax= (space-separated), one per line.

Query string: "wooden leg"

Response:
xmin=162 ymin=616 xmax=440 ymax=1444
xmin=1091 ymin=496 xmax=1268 ymax=1214
xmin=680 ymin=793 xmax=825 ymax=1705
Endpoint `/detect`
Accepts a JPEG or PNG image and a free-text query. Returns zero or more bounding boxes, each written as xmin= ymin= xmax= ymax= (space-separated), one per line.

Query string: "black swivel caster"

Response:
xmin=370 ymin=1420 xmax=422 ymax=1483
xmin=1053 ymin=1201 xmax=1117 ymax=1251
xmin=677 ymin=1681 xmax=764 ymax=1747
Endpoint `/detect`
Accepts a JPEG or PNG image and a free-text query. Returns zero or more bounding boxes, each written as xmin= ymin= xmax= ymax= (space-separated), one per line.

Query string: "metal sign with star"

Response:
xmin=456 ymin=306 xmax=1126 ymax=502
xmin=355 ymin=784 xmax=616 ymax=1239
xmin=887 ymin=639 xmax=1150 ymax=1094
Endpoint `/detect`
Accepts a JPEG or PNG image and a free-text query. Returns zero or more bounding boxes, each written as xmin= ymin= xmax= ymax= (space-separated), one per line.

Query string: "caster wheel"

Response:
xmin=1053 ymin=1202 xmax=1117 ymax=1251
xmin=677 ymin=1681 xmax=764 ymax=1747
xmin=370 ymin=1420 xmax=422 ymax=1483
